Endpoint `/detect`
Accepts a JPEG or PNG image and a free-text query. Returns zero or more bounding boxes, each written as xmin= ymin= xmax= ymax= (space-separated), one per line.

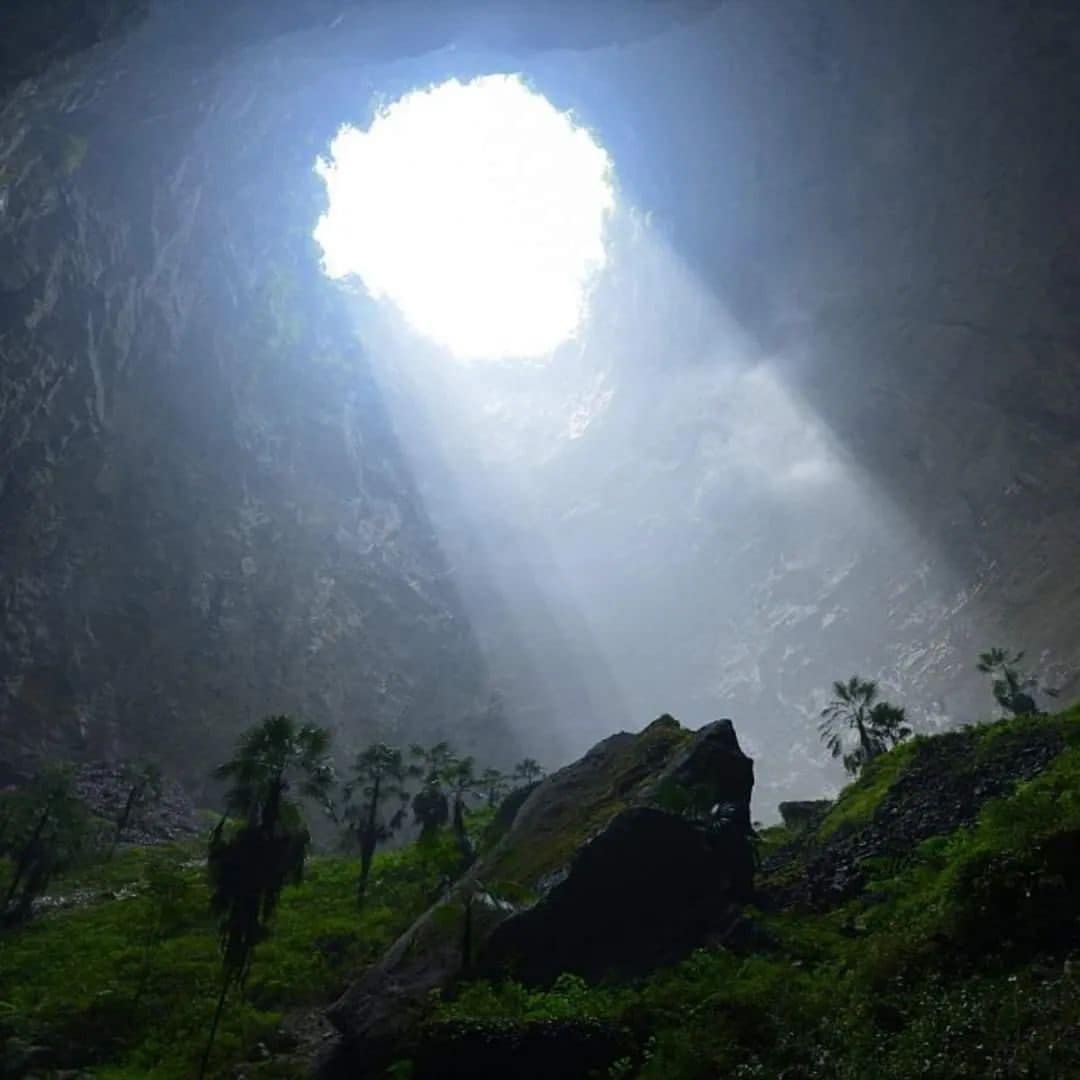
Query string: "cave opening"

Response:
xmin=313 ymin=72 xmax=616 ymax=362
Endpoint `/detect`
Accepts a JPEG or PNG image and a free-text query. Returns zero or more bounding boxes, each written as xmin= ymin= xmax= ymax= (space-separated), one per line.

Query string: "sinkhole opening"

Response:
xmin=314 ymin=73 xmax=615 ymax=362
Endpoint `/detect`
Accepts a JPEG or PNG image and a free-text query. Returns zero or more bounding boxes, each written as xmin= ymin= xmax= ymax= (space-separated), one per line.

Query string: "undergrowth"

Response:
xmin=0 ymin=832 xmax=461 ymax=1077
xmin=432 ymin=706 xmax=1080 ymax=1079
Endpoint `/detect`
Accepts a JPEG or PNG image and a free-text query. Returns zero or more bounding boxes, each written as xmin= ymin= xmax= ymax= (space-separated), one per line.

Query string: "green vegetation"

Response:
xmin=0 ymin=719 xmax=519 ymax=1076
xmin=201 ymin=715 xmax=336 ymax=1076
xmin=977 ymin=646 xmax=1058 ymax=717
xmin=341 ymin=743 xmax=412 ymax=904
xmin=4 ymin=705 xmax=1080 ymax=1077
xmin=0 ymin=830 xmax=461 ymax=1076
xmin=1 ymin=765 xmax=92 ymax=925
xmin=818 ymin=675 xmax=911 ymax=776
xmin=429 ymin=705 xmax=1080 ymax=1079
xmin=816 ymin=737 xmax=919 ymax=840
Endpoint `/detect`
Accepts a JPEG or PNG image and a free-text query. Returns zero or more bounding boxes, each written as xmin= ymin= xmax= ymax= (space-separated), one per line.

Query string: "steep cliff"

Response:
xmin=1 ymin=0 xmax=1077 ymax=800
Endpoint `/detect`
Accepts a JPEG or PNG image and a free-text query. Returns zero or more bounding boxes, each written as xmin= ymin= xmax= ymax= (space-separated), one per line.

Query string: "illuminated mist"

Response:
xmin=315 ymin=74 xmax=614 ymax=361
xmin=312 ymin=61 xmax=987 ymax=813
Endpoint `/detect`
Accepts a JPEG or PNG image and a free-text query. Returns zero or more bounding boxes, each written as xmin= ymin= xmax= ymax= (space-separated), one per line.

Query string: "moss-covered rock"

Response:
xmin=761 ymin=707 xmax=1080 ymax=911
xmin=325 ymin=716 xmax=755 ymax=1055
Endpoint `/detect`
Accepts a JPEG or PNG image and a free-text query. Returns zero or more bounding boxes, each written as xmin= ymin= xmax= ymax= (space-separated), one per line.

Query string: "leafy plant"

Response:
xmin=409 ymin=742 xmax=455 ymax=840
xmin=200 ymin=715 xmax=334 ymax=1078
xmin=511 ymin=758 xmax=545 ymax=787
xmin=478 ymin=767 xmax=509 ymax=808
xmin=1 ymin=765 xmax=89 ymax=925
xmin=819 ymin=676 xmax=911 ymax=775
xmin=341 ymin=744 xmax=410 ymax=904
xmin=976 ymin=647 xmax=1056 ymax=717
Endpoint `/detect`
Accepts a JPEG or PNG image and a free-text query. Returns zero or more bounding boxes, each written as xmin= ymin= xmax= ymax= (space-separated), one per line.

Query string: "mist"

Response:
xmin=2 ymin=0 xmax=1076 ymax=810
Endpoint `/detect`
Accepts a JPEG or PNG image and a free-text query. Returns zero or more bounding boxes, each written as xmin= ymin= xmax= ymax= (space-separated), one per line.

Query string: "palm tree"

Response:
xmin=409 ymin=742 xmax=455 ymax=840
xmin=342 ymin=744 xmax=410 ymax=904
xmin=199 ymin=715 xmax=334 ymax=1079
xmin=819 ymin=676 xmax=911 ymax=776
xmin=478 ymin=767 xmax=508 ymax=808
xmin=443 ymin=755 xmax=480 ymax=861
xmin=976 ymin=648 xmax=1055 ymax=717
xmin=511 ymin=758 xmax=545 ymax=787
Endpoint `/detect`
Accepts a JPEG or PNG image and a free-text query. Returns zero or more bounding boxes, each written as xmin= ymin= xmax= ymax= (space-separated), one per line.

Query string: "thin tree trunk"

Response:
xmin=856 ymin=714 xmax=874 ymax=765
xmin=110 ymin=783 xmax=140 ymax=860
xmin=358 ymin=776 xmax=380 ymax=906
xmin=4 ymin=803 xmax=51 ymax=909
xmin=198 ymin=971 xmax=231 ymax=1080
xmin=461 ymin=891 xmax=474 ymax=974
xmin=452 ymin=797 xmax=473 ymax=862
xmin=133 ymin=906 xmax=163 ymax=1009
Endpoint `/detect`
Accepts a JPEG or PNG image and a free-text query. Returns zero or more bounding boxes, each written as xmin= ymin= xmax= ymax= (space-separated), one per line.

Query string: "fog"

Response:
xmin=270 ymin=7 xmax=1065 ymax=814
xmin=3 ymin=0 xmax=1074 ymax=813
xmin=338 ymin=194 xmax=962 ymax=812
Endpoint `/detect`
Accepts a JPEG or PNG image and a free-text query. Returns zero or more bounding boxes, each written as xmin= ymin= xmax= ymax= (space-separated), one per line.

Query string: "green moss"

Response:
xmin=755 ymin=823 xmax=795 ymax=858
xmin=973 ymin=701 xmax=1080 ymax=758
xmin=484 ymin=719 xmax=691 ymax=894
xmin=427 ymin=705 xmax=1080 ymax=1079
xmin=817 ymin=738 xmax=920 ymax=840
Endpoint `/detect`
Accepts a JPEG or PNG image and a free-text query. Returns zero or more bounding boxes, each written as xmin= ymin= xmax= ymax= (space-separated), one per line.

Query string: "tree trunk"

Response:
xmin=4 ymin=802 xmax=51 ymax=910
xmin=855 ymin=713 xmax=874 ymax=765
xmin=198 ymin=971 xmax=231 ymax=1080
xmin=461 ymin=890 xmax=474 ymax=974
xmin=357 ymin=776 xmax=380 ymax=906
xmin=452 ymin=797 xmax=473 ymax=862
xmin=109 ymin=783 xmax=140 ymax=860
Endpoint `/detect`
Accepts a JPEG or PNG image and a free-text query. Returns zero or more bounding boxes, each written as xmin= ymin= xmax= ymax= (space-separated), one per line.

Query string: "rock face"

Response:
xmin=325 ymin=716 xmax=754 ymax=1064
xmin=1 ymin=0 xmax=1078 ymax=808
xmin=0 ymin=0 xmax=720 ymax=787
xmin=481 ymin=805 xmax=752 ymax=985
xmin=762 ymin=721 xmax=1067 ymax=911
xmin=778 ymin=800 xmax=833 ymax=832
xmin=72 ymin=761 xmax=200 ymax=845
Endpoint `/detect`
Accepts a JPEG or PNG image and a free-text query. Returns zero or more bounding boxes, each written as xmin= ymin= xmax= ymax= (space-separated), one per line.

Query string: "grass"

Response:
xmin=0 ymin=832 xmax=459 ymax=1077
xmin=483 ymin=716 xmax=691 ymax=895
xmin=5 ymin=708 xmax=1080 ymax=1077
xmin=816 ymin=738 xmax=919 ymax=840
xmin=426 ymin=706 xmax=1080 ymax=1079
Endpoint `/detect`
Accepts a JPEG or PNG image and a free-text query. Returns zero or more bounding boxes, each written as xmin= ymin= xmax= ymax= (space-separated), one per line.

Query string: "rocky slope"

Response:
xmin=366 ymin=705 xmax=1080 ymax=1079
xmin=324 ymin=715 xmax=755 ymax=1071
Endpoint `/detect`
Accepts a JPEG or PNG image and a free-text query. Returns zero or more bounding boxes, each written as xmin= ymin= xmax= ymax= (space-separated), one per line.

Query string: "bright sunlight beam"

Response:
xmin=314 ymin=74 xmax=615 ymax=361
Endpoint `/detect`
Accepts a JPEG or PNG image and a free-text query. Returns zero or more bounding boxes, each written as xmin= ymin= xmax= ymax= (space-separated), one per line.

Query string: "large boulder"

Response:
xmin=481 ymin=805 xmax=752 ymax=985
xmin=325 ymin=715 xmax=754 ymax=1058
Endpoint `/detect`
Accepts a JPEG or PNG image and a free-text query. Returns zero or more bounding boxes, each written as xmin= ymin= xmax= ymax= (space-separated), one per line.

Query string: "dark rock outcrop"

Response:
xmin=326 ymin=716 xmax=754 ymax=1057
xmin=778 ymin=799 xmax=833 ymax=832
xmin=763 ymin=723 xmax=1066 ymax=911
xmin=481 ymin=805 xmax=751 ymax=985
xmin=72 ymin=761 xmax=200 ymax=845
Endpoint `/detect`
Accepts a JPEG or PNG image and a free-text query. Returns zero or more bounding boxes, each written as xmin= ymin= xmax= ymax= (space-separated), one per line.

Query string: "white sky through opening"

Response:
xmin=314 ymin=74 xmax=615 ymax=361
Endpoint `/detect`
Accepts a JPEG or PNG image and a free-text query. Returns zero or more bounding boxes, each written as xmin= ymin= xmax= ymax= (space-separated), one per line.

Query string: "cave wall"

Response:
xmin=599 ymin=0 xmax=1080 ymax=669
xmin=529 ymin=0 xmax=1079 ymax=728
xmin=0 ymin=0 xmax=713 ymax=782
xmin=1 ymin=0 xmax=1077 ymax=788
